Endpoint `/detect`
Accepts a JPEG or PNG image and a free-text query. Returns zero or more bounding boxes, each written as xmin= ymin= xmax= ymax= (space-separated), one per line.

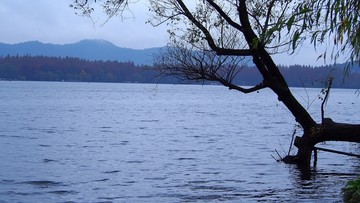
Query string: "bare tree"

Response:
xmin=71 ymin=0 xmax=360 ymax=174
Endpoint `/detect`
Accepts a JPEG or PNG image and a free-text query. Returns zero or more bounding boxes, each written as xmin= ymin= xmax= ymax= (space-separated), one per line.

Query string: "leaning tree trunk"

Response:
xmin=261 ymin=50 xmax=360 ymax=170
xmin=250 ymin=50 xmax=317 ymax=170
xmin=236 ymin=0 xmax=360 ymax=171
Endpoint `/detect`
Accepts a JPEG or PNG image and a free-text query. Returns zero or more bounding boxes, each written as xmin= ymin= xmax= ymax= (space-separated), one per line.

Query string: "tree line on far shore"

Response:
xmin=0 ymin=55 xmax=359 ymax=88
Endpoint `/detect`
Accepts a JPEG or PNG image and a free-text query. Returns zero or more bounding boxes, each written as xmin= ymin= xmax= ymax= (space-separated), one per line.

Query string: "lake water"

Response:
xmin=0 ymin=81 xmax=359 ymax=202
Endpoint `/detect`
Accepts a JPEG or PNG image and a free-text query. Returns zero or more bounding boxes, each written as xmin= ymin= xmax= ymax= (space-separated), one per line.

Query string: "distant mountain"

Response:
xmin=0 ymin=39 xmax=162 ymax=65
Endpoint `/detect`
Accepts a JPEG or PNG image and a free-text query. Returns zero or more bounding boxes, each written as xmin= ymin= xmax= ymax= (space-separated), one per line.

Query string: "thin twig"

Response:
xmin=275 ymin=149 xmax=283 ymax=160
xmin=288 ymin=128 xmax=297 ymax=155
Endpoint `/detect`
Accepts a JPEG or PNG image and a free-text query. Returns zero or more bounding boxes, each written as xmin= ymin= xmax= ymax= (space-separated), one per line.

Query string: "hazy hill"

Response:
xmin=0 ymin=39 xmax=161 ymax=65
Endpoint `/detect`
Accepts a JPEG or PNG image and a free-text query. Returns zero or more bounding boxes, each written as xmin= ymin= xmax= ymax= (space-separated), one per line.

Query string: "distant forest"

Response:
xmin=0 ymin=55 xmax=359 ymax=88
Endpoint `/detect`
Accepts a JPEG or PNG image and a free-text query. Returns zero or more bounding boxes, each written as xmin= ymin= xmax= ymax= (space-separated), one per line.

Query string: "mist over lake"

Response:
xmin=0 ymin=81 xmax=359 ymax=202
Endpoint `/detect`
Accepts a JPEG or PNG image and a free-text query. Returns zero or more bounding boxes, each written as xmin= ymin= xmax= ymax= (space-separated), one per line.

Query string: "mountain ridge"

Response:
xmin=0 ymin=40 xmax=358 ymax=72
xmin=0 ymin=39 xmax=162 ymax=65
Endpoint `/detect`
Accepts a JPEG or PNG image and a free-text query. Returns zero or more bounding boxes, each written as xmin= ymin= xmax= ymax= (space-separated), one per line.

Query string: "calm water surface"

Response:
xmin=0 ymin=81 xmax=359 ymax=202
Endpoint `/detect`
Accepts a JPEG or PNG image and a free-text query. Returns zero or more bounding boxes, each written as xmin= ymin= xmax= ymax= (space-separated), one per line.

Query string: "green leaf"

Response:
xmin=292 ymin=31 xmax=300 ymax=50
xmin=298 ymin=7 xmax=311 ymax=14
xmin=287 ymin=15 xmax=295 ymax=32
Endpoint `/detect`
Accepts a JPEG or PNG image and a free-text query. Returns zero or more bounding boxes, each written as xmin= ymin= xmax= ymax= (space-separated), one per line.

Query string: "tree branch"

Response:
xmin=215 ymin=48 xmax=252 ymax=56
xmin=204 ymin=0 xmax=243 ymax=32
xmin=175 ymin=0 xmax=251 ymax=56
xmin=321 ymin=77 xmax=333 ymax=124
xmin=262 ymin=0 xmax=277 ymax=36
xmin=321 ymin=118 xmax=360 ymax=143
xmin=175 ymin=1 xmax=219 ymax=50
xmin=225 ymin=81 xmax=268 ymax=93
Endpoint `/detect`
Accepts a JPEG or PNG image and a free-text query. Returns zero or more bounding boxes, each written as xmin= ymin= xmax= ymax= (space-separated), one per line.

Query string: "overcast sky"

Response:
xmin=0 ymin=0 xmax=168 ymax=48
xmin=0 ymin=0 xmax=335 ymax=66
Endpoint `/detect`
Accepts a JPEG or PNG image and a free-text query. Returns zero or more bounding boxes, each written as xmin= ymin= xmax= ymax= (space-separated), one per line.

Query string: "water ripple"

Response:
xmin=47 ymin=190 xmax=79 ymax=195
xmin=21 ymin=180 xmax=65 ymax=188
xmin=1 ymin=82 xmax=358 ymax=202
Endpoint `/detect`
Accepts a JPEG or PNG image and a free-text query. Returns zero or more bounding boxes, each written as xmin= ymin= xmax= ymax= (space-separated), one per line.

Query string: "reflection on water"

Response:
xmin=0 ymin=81 xmax=359 ymax=202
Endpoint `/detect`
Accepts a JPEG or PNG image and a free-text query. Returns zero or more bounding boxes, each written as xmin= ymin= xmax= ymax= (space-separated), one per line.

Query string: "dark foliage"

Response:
xmin=0 ymin=55 xmax=159 ymax=83
xmin=0 ymin=55 xmax=359 ymax=88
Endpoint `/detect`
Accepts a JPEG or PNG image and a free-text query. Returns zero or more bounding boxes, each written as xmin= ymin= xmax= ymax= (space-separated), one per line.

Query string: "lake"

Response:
xmin=0 ymin=81 xmax=359 ymax=202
